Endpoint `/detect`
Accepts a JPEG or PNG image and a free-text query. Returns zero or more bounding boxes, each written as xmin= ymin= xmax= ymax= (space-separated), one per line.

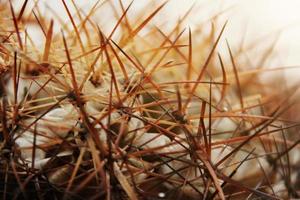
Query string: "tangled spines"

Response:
xmin=0 ymin=1 xmax=300 ymax=199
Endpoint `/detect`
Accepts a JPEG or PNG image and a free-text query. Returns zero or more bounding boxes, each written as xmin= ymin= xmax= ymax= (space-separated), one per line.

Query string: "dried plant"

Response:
xmin=1 ymin=0 xmax=300 ymax=199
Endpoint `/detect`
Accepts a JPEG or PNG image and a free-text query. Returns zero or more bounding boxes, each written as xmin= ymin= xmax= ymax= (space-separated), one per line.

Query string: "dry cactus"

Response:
xmin=0 ymin=0 xmax=300 ymax=200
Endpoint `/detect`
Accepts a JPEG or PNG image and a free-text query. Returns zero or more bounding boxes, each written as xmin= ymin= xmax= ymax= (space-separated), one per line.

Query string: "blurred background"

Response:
xmin=12 ymin=0 xmax=300 ymax=87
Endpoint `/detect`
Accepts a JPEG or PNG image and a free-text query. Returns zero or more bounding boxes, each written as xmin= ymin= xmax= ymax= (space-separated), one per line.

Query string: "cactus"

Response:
xmin=0 ymin=1 xmax=300 ymax=199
